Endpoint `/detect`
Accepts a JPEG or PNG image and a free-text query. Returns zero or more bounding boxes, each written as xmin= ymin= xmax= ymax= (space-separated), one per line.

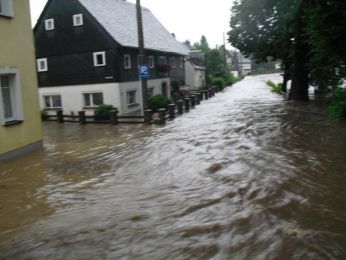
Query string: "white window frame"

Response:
xmin=0 ymin=0 xmax=14 ymax=17
xmin=127 ymin=90 xmax=138 ymax=108
xmin=83 ymin=92 xmax=104 ymax=108
xmin=45 ymin=18 xmax=55 ymax=31
xmin=73 ymin=14 xmax=83 ymax=26
xmin=171 ymin=57 xmax=176 ymax=68
xmin=148 ymin=56 xmax=155 ymax=68
xmin=0 ymin=68 xmax=24 ymax=125
xmin=124 ymin=54 xmax=131 ymax=69
xmin=43 ymin=94 xmax=62 ymax=109
xmin=37 ymin=58 xmax=48 ymax=72
xmin=93 ymin=51 xmax=106 ymax=67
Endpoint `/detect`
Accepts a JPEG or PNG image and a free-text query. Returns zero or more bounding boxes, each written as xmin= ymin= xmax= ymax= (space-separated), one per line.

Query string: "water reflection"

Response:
xmin=1 ymin=74 xmax=346 ymax=259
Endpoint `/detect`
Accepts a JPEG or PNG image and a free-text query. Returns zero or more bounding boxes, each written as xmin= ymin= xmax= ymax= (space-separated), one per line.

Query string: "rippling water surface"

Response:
xmin=1 ymin=74 xmax=346 ymax=259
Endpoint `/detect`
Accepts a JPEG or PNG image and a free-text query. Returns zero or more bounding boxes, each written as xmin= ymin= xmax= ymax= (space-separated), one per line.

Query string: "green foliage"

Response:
xmin=94 ymin=104 xmax=118 ymax=119
xmin=193 ymin=36 xmax=226 ymax=82
xmin=41 ymin=110 xmax=48 ymax=120
xmin=225 ymin=73 xmax=236 ymax=86
xmin=328 ymin=88 xmax=346 ymax=118
xmin=212 ymin=77 xmax=225 ymax=89
xmin=266 ymin=80 xmax=282 ymax=93
xmin=148 ymin=95 xmax=172 ymax=112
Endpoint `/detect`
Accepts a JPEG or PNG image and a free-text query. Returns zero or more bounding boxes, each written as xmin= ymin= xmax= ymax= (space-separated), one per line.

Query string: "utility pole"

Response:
xmin=136 ymin=0 xmax=148 ymax=112
xmin=223 ymin=33 xmax=227 ymax=72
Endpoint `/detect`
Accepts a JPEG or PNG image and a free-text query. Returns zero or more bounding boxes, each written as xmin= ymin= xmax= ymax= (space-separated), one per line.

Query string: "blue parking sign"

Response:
xmin=139 ymin=64 xmax=150 ymax=79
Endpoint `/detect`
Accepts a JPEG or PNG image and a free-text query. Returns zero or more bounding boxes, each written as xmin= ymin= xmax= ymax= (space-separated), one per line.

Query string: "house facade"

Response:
xmin=0 ymin=0 xmax=43 ymax=160
xmin=34 ymin=0 xmax=188 ymax=115
xmin=185 ymin=50 xmax=206 ymax=90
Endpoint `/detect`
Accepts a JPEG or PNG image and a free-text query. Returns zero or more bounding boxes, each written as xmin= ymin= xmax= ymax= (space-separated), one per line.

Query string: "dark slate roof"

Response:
xmin=79 ymin=0 xmax=189 ymax=55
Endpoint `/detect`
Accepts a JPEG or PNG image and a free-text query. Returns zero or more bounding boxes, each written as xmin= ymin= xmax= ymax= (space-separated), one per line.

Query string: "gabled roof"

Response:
xmin=78 ymin=0 xmax=189 ymax=55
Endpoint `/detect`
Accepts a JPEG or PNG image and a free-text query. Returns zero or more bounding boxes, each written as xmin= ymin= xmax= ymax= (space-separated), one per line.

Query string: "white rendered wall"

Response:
xmin=39 ymin=82 xmax=121 ymax=115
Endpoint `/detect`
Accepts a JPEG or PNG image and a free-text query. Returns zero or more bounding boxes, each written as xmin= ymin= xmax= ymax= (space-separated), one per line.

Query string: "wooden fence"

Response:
xmin=43 ymin=86 xmax=221 ymax=125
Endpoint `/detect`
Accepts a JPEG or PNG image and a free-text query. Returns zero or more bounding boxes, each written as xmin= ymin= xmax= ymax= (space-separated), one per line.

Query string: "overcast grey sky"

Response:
xmin=29 ymin=0 xmax=233 ymax=48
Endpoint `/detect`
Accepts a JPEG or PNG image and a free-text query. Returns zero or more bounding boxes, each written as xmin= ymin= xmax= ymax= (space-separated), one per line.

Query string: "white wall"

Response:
xmin=39 ymin=82 xmax=121 ymax=115
xmin=185 ymin=62 xmax=205 ymax=90
xmin=39 ymin=78 xmax=171 ymax=116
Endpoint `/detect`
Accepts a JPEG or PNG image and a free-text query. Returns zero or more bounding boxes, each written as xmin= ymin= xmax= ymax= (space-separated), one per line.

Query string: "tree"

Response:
xmin=193 ymin=36 xmax=226 ymax=82
xmin=229 ymin=0 xmax=346 ymax=100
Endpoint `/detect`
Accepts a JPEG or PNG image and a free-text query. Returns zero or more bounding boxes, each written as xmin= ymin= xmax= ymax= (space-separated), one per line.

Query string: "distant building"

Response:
xmin=34 ymin=0 xmax=188 ymax=115
xmin=185 ymin=50 xmax=206 ymax=90
xmin=0 ymin=0 xmax=43 ymax=160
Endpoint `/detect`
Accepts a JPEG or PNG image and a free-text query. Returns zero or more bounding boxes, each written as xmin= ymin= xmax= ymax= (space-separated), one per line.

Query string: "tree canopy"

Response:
xmin=229 ymin=0 xmax=346 ymax=100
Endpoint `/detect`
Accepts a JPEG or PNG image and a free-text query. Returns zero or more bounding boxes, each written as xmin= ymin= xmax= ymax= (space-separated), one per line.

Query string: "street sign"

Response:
xmin=139 ymin=64 xmax=150 ymax=79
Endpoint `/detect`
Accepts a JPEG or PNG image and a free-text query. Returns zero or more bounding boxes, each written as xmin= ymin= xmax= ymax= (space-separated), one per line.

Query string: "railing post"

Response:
xmin=195 ymin=94 xmax=200 ymax=105
xmin=176 ymin=100 xmax=183 ymax=115
xmin=211 ymin=88 xmax=215 ymax=96
xmin=208 ymin=89 xmax=212 ymax=98
xmin=78 ymin=111 xmax=86 ymax=124
xmin=144 ymin=109 xmax=152 ymax=124
xmin=168 ymin=104 xmax=176 ymax=120
xmin=110 ymin=110 xmax=118 ymax=125
xmin=191 ymin=95 xmax=196 ymax=108
xmin=158 ymin=108 xmax=167 ymax=125
xmin=184 ymin=98 xmax=190 ymax=112
xmin=57 ymin=110 xmax=64 ymax=123
xmin=199 ymin=92 xmax=204 ymax=101
xmin=204 ymin=90 xmax=209 ymax=100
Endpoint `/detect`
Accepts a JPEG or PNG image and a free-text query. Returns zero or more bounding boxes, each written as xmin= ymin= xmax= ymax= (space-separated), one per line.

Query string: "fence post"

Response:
xmin=211 ymin=88 xmax=215 ymax=96
xmin=57 ymin=110 xmax=64 ymax=123
xmin=176 ymin=100 xmax=183 ymax=115
xmin=184 ymin=98 xmax=190 ymax=112
xmin=78 ymin=111 xmax=86 ymax=124
xmin=168 ymin=104 xmax=176 ymax=120
xmin=199 ymin=92 xmax=204 ymax=101
xmin=195 ymin=94 xmax=200 ymax=105
xmin=204 ymin=90 xmax=209 ymax=100
xmin=110 ymin=110 xmax=118 ymax=125
xmin=208 ymin=89 xmax=212 ymax=98
xmin=158 ymin=108 xmax=167 ymax=125
xmin=144 ymin=109 xmax=152 ymax=124
xmin=191 ymin=95 xmax=196 ymax=108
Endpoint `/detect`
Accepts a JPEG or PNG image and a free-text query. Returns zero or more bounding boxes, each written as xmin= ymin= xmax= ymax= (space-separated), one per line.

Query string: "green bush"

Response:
xmin=94 ymin=104 xmax=118 ymax=120
xmin=212 ymin=77 xmax=225 ymax=89
xmin=328 ymin=88 xmax=346 ymax=118
xmin=148 ymin=95 xmax=172 ymax=111
xmin=225 ymin=73 xmax=236 ymax=86
xmin=266 ymin=80 xmax=282 ymax=93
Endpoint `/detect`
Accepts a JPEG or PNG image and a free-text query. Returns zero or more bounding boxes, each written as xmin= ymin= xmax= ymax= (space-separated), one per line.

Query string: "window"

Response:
xmin=0 ymin=0 xmax=14 ymax=17
xmin=83 ymin=92 xmax=103 ymax=107
xmin=158 ymin=56 xmax=167 ymax=66
xmin=43 ymin=95 xmax=61 ymax=109
xmin=171 ymin=57 xmax=176 ymax=68
xmin=148 ymin=56 xmax=155 ymax=68
xmin=73 ymin=14 xmax=83 ymax=26
xmin=0 ymin=69 xmax=24 ymax=125
xmin=179 ymin=57 xmax=184 ymax=68
xmin=127 ymin=90 xmax=138 ymax=107
xmin=45 ymin=19 xmax=55 ymax=31
xmin=37 ymin=58 xmax=48 ymax=72
xmin=93 ymin=52 xmax=106 ymax=67
xmin=148 ymin=87 xmax=154 ymax=97
xmin=124 ymin=54 xmax=131 ymax=69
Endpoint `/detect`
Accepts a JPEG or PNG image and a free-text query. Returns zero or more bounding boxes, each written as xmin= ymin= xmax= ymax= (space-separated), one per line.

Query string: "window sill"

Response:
xmin=3 ymin=120 xmax=23 ymax=127
xmin=44 ymin=107 xmax=62 ymax=111
xmin=128 ymin=103 xmax=139 ymax=108
xmin=0 ymin=14 xmax=14 ymax=19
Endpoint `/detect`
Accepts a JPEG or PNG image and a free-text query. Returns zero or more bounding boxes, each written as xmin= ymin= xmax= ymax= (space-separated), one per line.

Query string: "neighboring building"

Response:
xmin=185 ymin=50 xmax=206 ymax=90
xmin=237 ymin=52 xmax=252 ymax=76
xmin=34 ymin=0 xmax=188 ymax=115
xmin=0 ymin=0 xmax=43 ymax=160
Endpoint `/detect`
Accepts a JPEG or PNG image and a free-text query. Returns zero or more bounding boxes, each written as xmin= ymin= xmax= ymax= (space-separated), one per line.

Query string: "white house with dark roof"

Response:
xmin=34 ymin=0 xmax=189 ymax=115
xmin=185 ymin=50 xmax=206 ymax=90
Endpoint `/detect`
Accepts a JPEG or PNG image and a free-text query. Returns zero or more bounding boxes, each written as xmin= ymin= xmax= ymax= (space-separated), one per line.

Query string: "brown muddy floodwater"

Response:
xmin=1 ymin=74 xmax=346 ymax=259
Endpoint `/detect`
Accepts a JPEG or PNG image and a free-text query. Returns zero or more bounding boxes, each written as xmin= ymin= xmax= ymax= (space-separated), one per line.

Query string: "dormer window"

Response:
xmin=45 ymin=19 xmax=55 ymax=31
xmin=124 ymin=55 xmax=131 ymax=69
xmin=73 ymin=14 xmax=83 ymax=26
xmin=93 ymin=52 xmax=106 ymax=67
xmin=37 ymin=58 xmax=48 ymax=72
xmin=148 ymin=56 xmax=155 ymax=68
xmin=0 ymin=0 xmax=14 ymax=17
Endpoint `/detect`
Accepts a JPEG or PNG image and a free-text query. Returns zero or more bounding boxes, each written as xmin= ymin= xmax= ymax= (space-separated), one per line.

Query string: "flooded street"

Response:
xmin=1 ymin=74 xmax=346 ymax=259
